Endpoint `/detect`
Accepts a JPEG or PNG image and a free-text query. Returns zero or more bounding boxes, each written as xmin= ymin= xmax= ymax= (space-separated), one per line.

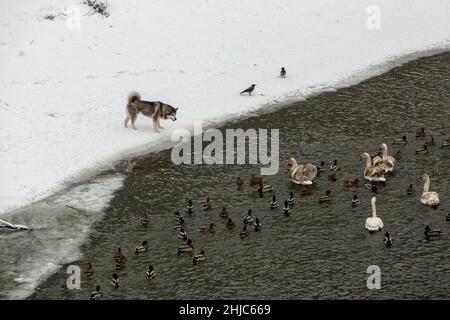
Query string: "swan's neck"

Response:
xmin=423 ymin=176 xmax=430 ymax=193
xmin=365 ymin=155 xmax=372 ymax=170
xmin=371 ymin=198 xmax=377 ymax=218
xmin=382 ymin=145 xmax=388 ymax=158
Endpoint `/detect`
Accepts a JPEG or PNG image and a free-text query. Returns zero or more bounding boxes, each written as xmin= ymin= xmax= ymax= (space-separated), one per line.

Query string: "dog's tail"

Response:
xmin=128 ymin=91 xmax=141 ymax=104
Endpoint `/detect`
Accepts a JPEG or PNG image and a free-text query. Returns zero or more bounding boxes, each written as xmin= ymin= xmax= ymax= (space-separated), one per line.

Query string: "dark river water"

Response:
xmin=14 ymin=52 xmax=450 ymax=299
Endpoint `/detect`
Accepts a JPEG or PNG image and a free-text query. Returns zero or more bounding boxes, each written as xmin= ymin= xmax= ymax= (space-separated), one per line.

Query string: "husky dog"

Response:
xmin=124 ymin=91 xmax=178 ymax=132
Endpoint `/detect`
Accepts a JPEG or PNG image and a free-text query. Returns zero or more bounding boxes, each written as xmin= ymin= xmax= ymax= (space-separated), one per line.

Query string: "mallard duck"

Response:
xmin=301 ymin=188 xmax=313 ymax=196
xmin=365 ymin=183 xmax=378 ymax=193
xmin=84 ymin=262 xmax=94 ymax=277
xmin=186 ymin=200 xmax=194 ymax=214
xmin=393 ymin=151 xmax=402 ymax=160
xmin=177 ymin=239 xmax=194 ymax=255
xmin=253 ymin=218 xmax=261 ymax=232
xmin=384 ymin=232 xmax=393 ymax=248
xmin=446 ymin=213 xmax=450 ymax=222
xmin=202 ymin=197 xmax=213 ymax=210
xmin=319 ymin=190 xmax=333 ymax=203
xmin=351 ymin=195 xmax=360 ymax=206
xmin=288 ymin=192 xmax=295 ymax=206
xmin=225 ymin=218 xmax=235 ymax=230
xmin=243 ymin=209 xmax=253 ymax=224
xmin=415 ymin=144 xmax=429 ymax=154
xmin=425 ymin=136 xmax=435 ymax=146
xmin=270 ymin=195 xmax=278 ymax=209
xmin=177 ymin=227 xmax=188 ymax=240
xmin=240 ymin=226 xmax=249 ymax=239
xmin=111 ymin=273 xmax=120 ymax=288
xmin=424 ymin=225 xmax=442 ymax=239
xmin=329 ymin=160 xmax=340 ymax=173
xmin=219 ymin=207 xmax=228 ymax=218
xmin=193 ymin=250 xmax=206 ymax=263
xmin=327 ymin=174 xmax=337 ymax=182
xmin=420 ymin=174 xmax=439 ymax=207
xmin=140 ymin=213 xmax=149 ymax=226
xmin=250 ymin=175 xmax=263 ymax=185
xmin=316 ymin=161 xmax=326 ymax=176
xmin=146 ymin=265 xmax=156 ymax=280
xmin=257 ymin=183 xmax=273 ymax=193
xmin=407 ymin=184 xmax=416 ymax=195
xmin=135 ymin=240 xmax=148 ymax=254
xmin=282 ymin=200 xmax=291 ymax=216
xmin=393 ymin=135 xmax=408 ymax=145
xmin=198 ymin=223 xmax=216 ymax=234
xmin=344 ymin=179 xmax=359 ymax=188
xmin=236 ymin=177 xmax=244 ymax=189
xmin=90 ymin=286 xmax=102 ymax=300
xmin=416 ymin=127 xmax=425 ymax=138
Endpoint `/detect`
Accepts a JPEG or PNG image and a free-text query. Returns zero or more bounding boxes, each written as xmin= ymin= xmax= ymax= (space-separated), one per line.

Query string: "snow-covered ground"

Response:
xmin=1 ymin=0 xmax=450 ymax=215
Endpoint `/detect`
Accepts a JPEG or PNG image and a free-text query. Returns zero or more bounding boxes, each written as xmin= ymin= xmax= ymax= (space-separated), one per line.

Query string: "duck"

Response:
xmin=146 ymin=265 xmax=156 ymax=280
xmin=344 ymin=179 xmax=359 ymax=188
xmin=84 ymin=262 xmax=94 ymax=277
xmin=327 ymin=174 xmax=337 ymax=182
xmin=319 ymin=190 xmax=333 ymax=203
xmin=365 ymin=196 xmax=383 ymax=232
xmin=202 ymin=197 xmax=213 ymax=210
xmin=288 ymin=157 xmax=318 ymax=185
xmin=177 ymin=227 xmax=188 ymax=240
xmin=416 ymin=127 xmax=425 ymax=138
xmin=407 ymin=184 xmax=416 ymax=195
xmin=425 ymin=136 xmax=436 ymax=146
xmin=253 ymin=218 xmax=261 ymax=232
xmin=219 ymin=207 xmax=228 ymax=218
xmin=111 ymin=273 xmax=120 ymax=288
xmin=198 ymin=223 xmax=216 ymax=234
xmin=250 ymin=175 xmax=263 ymax=185
xmin=282 ymin=201 xmax=291 ymax=216
xmin=89 ymin=286 xmax=102 ymax=300
xmin=177 ymin=239 xmax=194 ymax=255
xmin=243 ymin=209 xmax=253 ymax=224
xmin=392 ymin=135 xmax=408 ymax=145
xmin=384 ymin=232 xmax=393 ymax=248
xmin=270 ymin=195 xmax=278 ymax=209
xmin=420 ymin=174 xmax=439 ymax=207
xmin=240 ymin=226 xmax=249 ymax=239
xmin=140 ymin=213 xmax=149 ymax=226
xmin=316 ymin=161 xmax=326 ymax=176
xmin=135 ymin=240 xmax=148 ymax=254
xmin=225 ymin=218 xmax=235 ymax=230
xmin=415 ymin=144 xmax=429 ymax=154
xmin=424 ymin=225 xmax=442 ymax=239
xmin=446 ymin=213 xmax=450 ymax=222
xmin=373 ymin=143 xmax=396 ymax=172
xmin=393 ymin=151 xmax=402 ymax=160
xmin=440 ymin=141 xmax=450 ymax=149
xmin=352 ymin=195 xmax=360 ymax=206
xmin=365 ymin=183 xmax=378 ymax=193
xmin=186 ymin=200 xmax=194 ymax=214
xmin=236 ymin=177 xmax=244 ymax=189
xmin=329 ymin=160 xmax=340 ymax=173
xmin=288 ymin=192 xmax=295 ymax=206
xmin=360 ymin=153 xmax=386 ymax=182
xmin=257 ymin=183 xmax=273 ymax=193
xmin=193 ymin=250 xmax=206 ymax=263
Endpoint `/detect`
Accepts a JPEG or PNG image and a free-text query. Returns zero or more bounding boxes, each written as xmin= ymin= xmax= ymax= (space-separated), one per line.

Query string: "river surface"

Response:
xmin=2 ymin=52 xmax=450 ymax=300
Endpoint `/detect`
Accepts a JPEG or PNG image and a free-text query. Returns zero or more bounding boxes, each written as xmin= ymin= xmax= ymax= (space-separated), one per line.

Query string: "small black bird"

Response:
xmin=280 ymin=67 xmax=286 ymax=78
xmin=240 ymin=84 xmax=256 ymax=95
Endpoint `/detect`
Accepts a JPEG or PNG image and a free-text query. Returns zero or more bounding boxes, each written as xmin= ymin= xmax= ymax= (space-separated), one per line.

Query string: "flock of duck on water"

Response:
xmin=86 ymin=128 xmax=449 ymax=299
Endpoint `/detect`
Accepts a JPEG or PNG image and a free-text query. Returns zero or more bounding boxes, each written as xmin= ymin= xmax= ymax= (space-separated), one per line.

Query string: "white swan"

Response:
xmin=421 ymin=174 xmax=440 ymax=207
xmin=373 ymin=143 xmax=395 ymax=172
xmin=288 ymin=158 xmax=318 ymax=185
xmin=365 ymin=196 xmax=384 ymax=232
xmin=360 ymin=153 xmax=386 ymax=182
